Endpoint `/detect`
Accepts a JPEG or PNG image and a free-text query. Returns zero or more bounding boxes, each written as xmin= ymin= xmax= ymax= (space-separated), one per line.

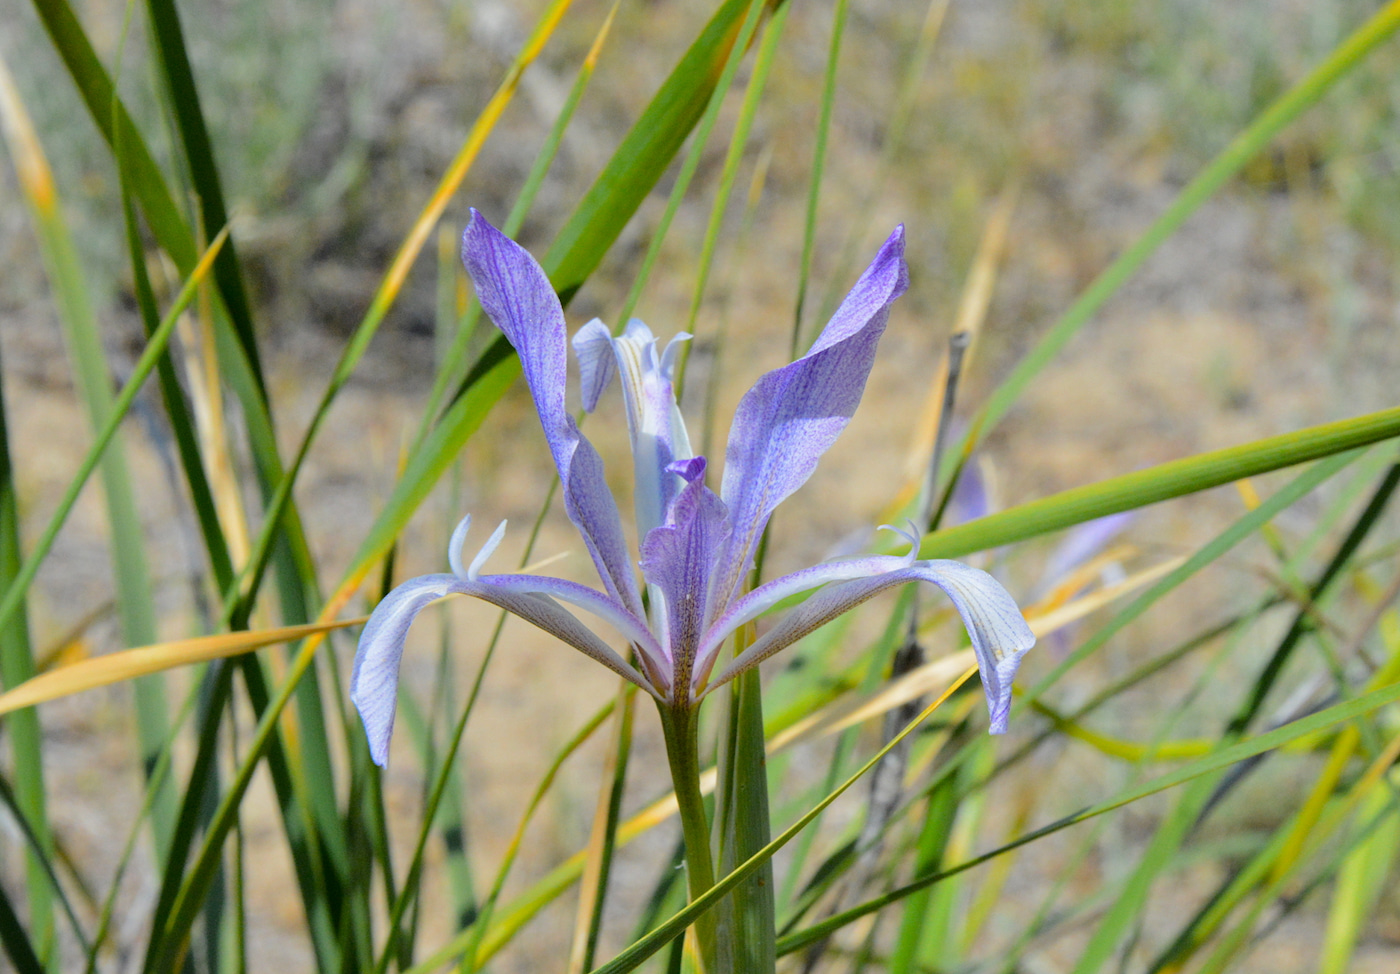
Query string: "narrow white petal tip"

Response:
xmin=877 ymin=521 xmax=922 ymax=559
xmin=469 ymin=520 xmax=509 ymax=579
xmin=659 ymin=332 xmax=692 ymax=378
xmin=448 ymin=515 xmax=473 ymax=578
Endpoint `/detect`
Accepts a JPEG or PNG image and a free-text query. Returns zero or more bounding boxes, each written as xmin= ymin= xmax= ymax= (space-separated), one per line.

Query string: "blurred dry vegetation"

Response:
xmin=2 ymin=0 xmax=1400 ymax=969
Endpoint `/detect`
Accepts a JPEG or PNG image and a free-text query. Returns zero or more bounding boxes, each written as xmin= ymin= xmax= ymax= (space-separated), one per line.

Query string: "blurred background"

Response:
xmin=2 ymin=0 xmax=1400 ymax=970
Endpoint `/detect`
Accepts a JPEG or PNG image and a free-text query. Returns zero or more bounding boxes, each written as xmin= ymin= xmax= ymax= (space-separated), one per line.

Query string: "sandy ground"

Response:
xmin=2 ymin=0 xmax=1399 ymax=970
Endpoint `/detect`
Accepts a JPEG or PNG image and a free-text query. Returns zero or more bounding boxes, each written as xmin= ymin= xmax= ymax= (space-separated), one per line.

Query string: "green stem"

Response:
xmin=659 ymin=703 xmax=720 ymax=972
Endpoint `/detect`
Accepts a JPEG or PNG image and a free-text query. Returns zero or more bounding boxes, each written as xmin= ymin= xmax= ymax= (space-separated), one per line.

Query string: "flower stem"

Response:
xmin=659 ymin=702 xmax=722 ymax=972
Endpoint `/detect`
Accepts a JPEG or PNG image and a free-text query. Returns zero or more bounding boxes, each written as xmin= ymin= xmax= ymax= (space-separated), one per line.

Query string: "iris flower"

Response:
xmin=351 ymin=211 xmax=1035 ymax=767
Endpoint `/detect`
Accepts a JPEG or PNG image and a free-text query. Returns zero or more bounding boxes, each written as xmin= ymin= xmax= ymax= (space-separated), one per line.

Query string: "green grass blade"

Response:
xmin=119 ymin=190 xmax=235 ymax=595
xmin=1 ymin=67 xmax=179 ymax=862
xmin=888 ymin=770 xmax=958 ymax=974
xmin=421 ymin=0 xmax=618 ymax=432
xmin=569 ymin=685 xmax=637 ymax=973
xmin=1071 ymin=775 xmax=1218 ymax=974
xmin=1320 ymin=773 xmax=1400 ymax=973
xmin=0 ymin=877 xmax=44 ymax=974
xmin=223 ymin=0 xmax=577 ymax=627
xmin=28 ymin=0 xmax=197 ymax=269
xmin=679 ymin=0 xmax=790 ymax=384
xmin=143 ymin=0 xmax=264 ymax=393
xmin=0 ymin=230 xmax=225 ymax=670
xmin=33 ymin=8 xmax=350 ymax=941
xmin=715 ymin=669 xmax=778 ymax=974
xmin=918 ymin=406 xmax=1400 ymax=562
xmin=1022 ymin=449 xmax=1363 ymax=721
xmin=1225 ymin=462 xmax=1400 ymax=735
xmin=0 ymin=134 xmax=54 ymax=961
xmin=588 ymin=672 xmax=979 ymax=974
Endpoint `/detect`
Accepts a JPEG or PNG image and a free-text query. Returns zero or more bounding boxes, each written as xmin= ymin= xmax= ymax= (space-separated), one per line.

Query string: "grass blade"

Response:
xmin=919 ymin=406 xmax=1400 ymax=561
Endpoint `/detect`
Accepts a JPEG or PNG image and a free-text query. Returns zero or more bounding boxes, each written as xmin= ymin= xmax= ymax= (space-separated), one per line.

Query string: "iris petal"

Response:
xmin=707 ymin=560 xmax=1035 ymax=733
xmin=712 ymin=226 xmax=910 ymax=616
xmin=351 ymin=567 xmax=660 ymax=766
xmin=461 ymin=210 xmax=643 ymax=617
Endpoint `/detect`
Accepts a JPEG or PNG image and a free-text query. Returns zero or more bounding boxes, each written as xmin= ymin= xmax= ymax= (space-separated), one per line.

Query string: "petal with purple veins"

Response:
xmin=351 ymin=569 xmax=659 ymax=766
xmin=711 ymin=226 xmax=910 ymax=614
xmin=461 ymin=210 xmax=642 ymax=617
xmin=707 ymin=559 xmax=1034 ymax=734
xmin=639 ymin=458 xmax=730 ymax=691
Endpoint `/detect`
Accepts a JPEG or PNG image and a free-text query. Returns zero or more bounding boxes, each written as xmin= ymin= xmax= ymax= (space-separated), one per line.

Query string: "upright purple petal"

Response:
xmin=639 ymin=458 xmax=730 ymax=693
xmin=712 ymin=227 xmax=909 ymax=614
xmin=707 ymin=560 xmax=1035 ymax=734
xmin=462 ymin=211 xmax=642 ymax=617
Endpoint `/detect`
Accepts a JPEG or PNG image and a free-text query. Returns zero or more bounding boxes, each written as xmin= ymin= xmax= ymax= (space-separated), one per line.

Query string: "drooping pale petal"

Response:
xmin=461 ymin=210 xmax=643 ymax=617
xmin=711 ymin=226 xmax=910 ymax=614
xmin=706 ymin=560 xmax=1035 ymax=733
xmin=351 ymin=569 xmax=658 ymax=766
xmin=639 ymin=457 xmax=730 ymax=691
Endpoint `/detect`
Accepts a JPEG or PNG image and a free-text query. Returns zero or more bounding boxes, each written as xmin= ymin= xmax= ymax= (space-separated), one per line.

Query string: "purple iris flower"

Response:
xmin=350 ymin=211 xmax=1035 ymax=766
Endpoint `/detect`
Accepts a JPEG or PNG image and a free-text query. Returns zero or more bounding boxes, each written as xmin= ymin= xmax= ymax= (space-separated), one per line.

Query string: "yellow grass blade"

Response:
xmin=0 ymin=618 xmax=365 ymax=716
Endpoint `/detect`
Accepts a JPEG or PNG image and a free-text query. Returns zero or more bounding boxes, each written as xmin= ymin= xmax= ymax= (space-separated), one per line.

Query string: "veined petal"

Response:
xmin=351 ymin=571 xmax=658 ymax=766
xmin=462 ymin=210 xmax=643 ymax=617
xmin=572 ymin=318 xmax=615 ymax=413
xmin=706 ymin=560 xmax=1034 ymax=734
xmin=475 ymin=571 xmax=669 ymax=685
xmin=639 ymin=457 xmax=730 ymax=693
xmin=712 ymin=226 xmax=909 ymax=615
xmin=351 ymin=574 xmax=461 ymax=766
